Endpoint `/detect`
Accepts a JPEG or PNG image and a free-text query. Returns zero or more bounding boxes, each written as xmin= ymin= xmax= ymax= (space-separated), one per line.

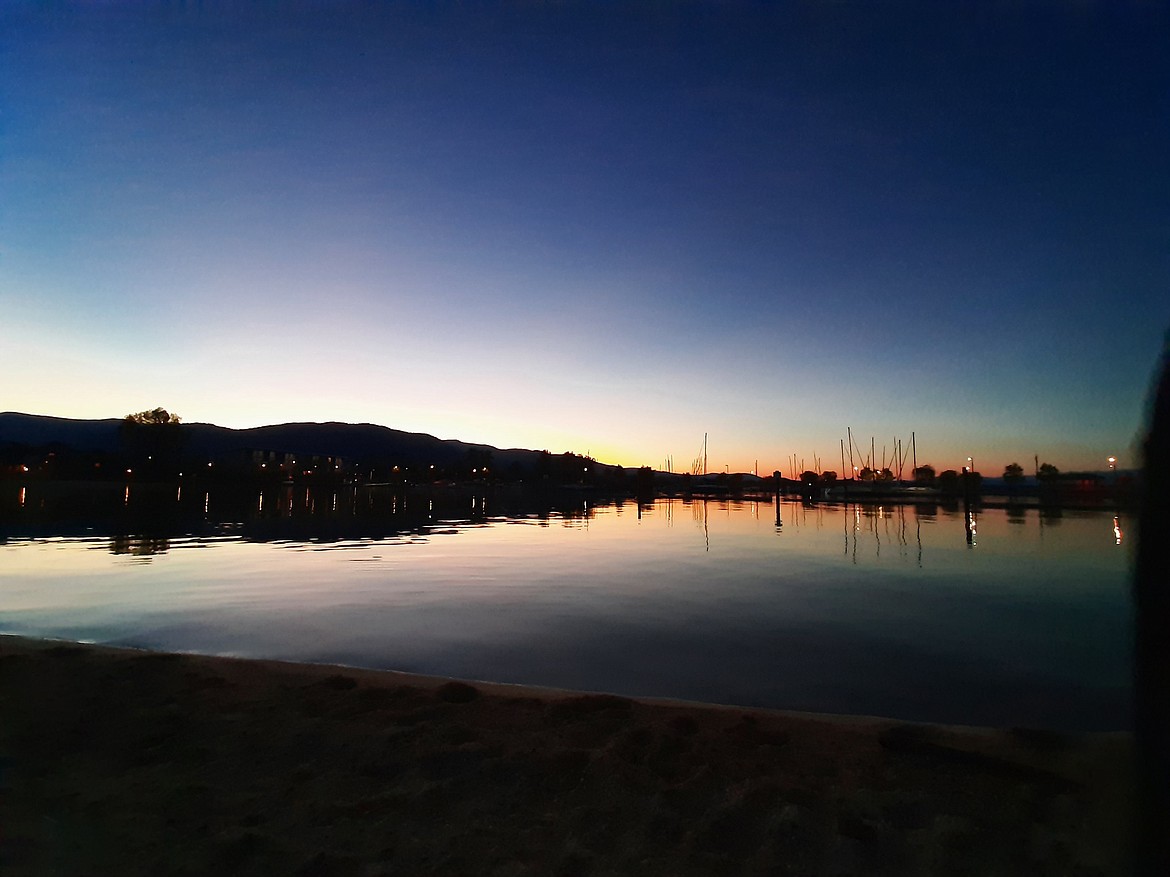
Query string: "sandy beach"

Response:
xmin=1 ymin=634 xmax=1131 ymax=875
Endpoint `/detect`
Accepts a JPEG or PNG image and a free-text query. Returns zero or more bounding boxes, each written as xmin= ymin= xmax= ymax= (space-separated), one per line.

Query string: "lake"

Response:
xmin=0 ymin=482 xmax=1133 ymax=730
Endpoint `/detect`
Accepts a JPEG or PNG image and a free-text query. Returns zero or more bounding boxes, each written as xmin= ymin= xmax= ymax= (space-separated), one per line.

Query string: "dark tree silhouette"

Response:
xmin=912 ymin=464 xmax=936 ymax=485
xmin=937 ymin=469 xmax=960 ymax=492
xmin=1037 ymin=462 xmax=1059 ymax=481
xmin=635 ymin=466 xmax=655 ymax=496
xmin=1003 ymin=462 xmax=1025 ymax=483
xmin=124 ymin=407 xmax=181 ymax=426
xmin=120 ymin=408 xmax=185 ymax=476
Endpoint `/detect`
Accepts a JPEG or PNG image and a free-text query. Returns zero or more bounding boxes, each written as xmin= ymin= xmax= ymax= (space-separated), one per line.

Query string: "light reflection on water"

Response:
xmin=0 ymin=484 xmax=1133 ymax=730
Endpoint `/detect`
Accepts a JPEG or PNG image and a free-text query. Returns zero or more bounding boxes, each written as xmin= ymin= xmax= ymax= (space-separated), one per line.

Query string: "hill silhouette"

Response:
xmin=0 ymin=412 xmax=594 ymax=479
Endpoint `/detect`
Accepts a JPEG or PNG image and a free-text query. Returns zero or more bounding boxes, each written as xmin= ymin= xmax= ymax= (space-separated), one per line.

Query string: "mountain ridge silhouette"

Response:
xmin=0 ymin=411 xmax=585 ymax=472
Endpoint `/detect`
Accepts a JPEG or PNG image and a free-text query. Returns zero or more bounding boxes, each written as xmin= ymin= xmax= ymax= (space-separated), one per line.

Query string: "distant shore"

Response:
xmin=3 ymin=474 xmax=1138 ymax=509
xmin=1 ymin=635 xmax=1133 ymax=875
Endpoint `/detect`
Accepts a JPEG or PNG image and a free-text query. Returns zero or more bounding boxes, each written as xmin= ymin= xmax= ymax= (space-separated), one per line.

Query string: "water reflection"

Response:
xmin=0 ymin=485 xmax=1135 ymax=729
xmin=110 ymin=535 xmax=170 ymax=558
xmin=0 ymin=484 xmax=1135 ymax=563
xmin=836 ymin=503 xmax=921 ymax=564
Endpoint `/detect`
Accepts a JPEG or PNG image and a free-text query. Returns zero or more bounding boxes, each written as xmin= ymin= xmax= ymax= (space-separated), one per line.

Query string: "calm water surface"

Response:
xmin=0 ymin=484 xmax=1133 ymax=730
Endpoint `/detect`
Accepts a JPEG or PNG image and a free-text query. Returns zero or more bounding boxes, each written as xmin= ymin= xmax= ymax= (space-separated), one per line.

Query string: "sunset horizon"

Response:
xmin=3 ymin=2 xmax=1165 ymax=482
xmin=1 ymin=404 xmax=1140 ymax=479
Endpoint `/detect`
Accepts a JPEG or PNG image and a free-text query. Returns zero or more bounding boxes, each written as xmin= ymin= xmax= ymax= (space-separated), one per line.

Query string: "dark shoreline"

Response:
xmin=1 ymin=635 xmax=1133 ymax=875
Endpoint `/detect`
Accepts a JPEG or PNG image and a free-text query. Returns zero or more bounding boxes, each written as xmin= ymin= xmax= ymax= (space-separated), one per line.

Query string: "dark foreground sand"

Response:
xmin=1 ymin=635 xmax=1132 ymax=876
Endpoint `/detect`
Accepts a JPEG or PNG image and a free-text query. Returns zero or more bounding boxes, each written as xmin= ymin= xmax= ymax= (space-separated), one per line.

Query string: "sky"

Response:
xmin=2 ymin=1 xmax=1167 ymax=476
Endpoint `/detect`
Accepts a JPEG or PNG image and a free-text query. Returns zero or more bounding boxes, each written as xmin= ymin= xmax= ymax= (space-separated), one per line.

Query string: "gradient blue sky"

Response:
xmin=2 ymin=1 xmax=1167 ymax=474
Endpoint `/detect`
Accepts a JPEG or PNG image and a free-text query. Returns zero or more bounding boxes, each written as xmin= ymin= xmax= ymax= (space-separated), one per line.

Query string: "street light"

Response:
xmin=1107 ymin=456 xmax=1116 ymax=471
